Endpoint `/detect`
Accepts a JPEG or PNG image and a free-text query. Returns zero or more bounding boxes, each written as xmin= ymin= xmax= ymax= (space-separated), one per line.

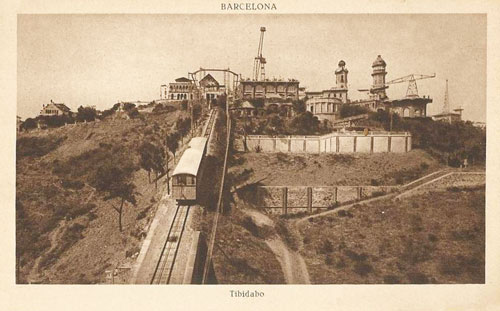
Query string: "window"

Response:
xmin=177 ymin=175 xmax=187 ymax=185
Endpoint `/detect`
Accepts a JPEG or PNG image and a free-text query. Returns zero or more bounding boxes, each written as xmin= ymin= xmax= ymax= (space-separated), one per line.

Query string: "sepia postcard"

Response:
xmin=3 ymin=1 xmax=500 ymax=310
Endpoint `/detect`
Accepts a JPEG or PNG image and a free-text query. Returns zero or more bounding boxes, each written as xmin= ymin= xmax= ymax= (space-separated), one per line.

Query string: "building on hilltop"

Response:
xmin=305 ymin=60 xmax=349 ymax=122
xmin=351 ymin=55 xmax=432 ymax=118
xmin=162 ymin=77 xmax=199 ymax=101
xmin=199 ymin=73 xmax=226 ymax=103
xmin=39 ymin=100 xmax=72 ymax=117
xmin=239 ymin=78 xmax=300 ymax=101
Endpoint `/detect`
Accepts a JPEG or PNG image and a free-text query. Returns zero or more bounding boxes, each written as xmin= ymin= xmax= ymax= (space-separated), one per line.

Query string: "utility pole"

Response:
xmin=190 ymin=100 xmax=194 ymax=137
xmin=390 ymin=102 xmax=393 ymax=132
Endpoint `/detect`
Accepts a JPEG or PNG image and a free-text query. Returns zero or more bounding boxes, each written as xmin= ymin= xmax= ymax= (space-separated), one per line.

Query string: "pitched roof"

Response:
xmin=175 ymin=77 xmax=192 ymax=83
xmin=200 ymin=74 xmax=220 ymax=87
xmin=53 ymin=103 xmax=71 ymax=112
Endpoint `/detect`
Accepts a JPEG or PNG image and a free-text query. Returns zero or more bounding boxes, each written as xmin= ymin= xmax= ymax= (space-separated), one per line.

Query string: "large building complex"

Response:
xmin=239 ymin=78 xmax=300 ymax=101
xmin=305 ymin=55 xmax=433 ymax=122
xmin=161 ymin=77 xmax=198 ymax=101
xmin=305 ymin=60 xmax=349 ymax=121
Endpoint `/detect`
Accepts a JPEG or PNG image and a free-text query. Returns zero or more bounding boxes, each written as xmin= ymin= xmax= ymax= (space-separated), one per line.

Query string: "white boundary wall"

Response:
xmin=236 ymin=131 xmax=412 ymax=153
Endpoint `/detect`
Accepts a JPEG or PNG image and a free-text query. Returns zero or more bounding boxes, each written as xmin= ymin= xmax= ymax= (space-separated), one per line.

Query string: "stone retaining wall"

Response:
xmin=256 ymin=186 xmax=399 ymax=214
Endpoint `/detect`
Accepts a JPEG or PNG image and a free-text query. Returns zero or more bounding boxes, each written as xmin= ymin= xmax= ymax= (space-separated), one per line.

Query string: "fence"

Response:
xmin=235 ymin=131 xmax=412 ymax=154
xmin=254 ymin=185 xmax=399 ymax=215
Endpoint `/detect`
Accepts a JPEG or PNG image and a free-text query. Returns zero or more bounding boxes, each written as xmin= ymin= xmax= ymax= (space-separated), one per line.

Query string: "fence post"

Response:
xmin=334 ymin=187 xmax=338 ymax=205
xmin=405 ymin=134 xmax=408 ymax=152
xmin=370 ymin=136 xmax=374 ymax=153
xmin=282 ymin=187 xmax=288 ymax=215
xmin=388 ymin=136 xmax=392 ymax=152
xmin=336 ymin=136 xmax=340 ymax=153
xmin=353 ymin=136 xmax=357 ymax=153
xmin=307 ymin=187 xmax=312 ymax=213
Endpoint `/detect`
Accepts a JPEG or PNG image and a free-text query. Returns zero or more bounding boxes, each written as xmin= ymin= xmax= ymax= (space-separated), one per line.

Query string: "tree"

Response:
xmin=288 ymin=111 xmax=320 ymax=135
xmin=76 ymin=106 xmax=97 ymax=122
xmin=138 ymin=142 xmax=155 ymax=183
xmin=176 ymin=117 xmax=191 ymax=138
xmin=93 ymin=162 xmax=136 ymax=232
xmin=127 ymin=108 xmax=140 ymax=119
xmin=339 ymin=105 xmax=370 ymax=118
xmin=292 ymin=99 xmax=306 ymax=114
xmin=123 ymin=103 xmax=136 ymax=111
xmin=21 ymin=118 xmax=37 ymax=131
xmin=166 ymin=132 xmax=180 ymax=163
xmin=150 ymin=144 xmax=166 ymax=189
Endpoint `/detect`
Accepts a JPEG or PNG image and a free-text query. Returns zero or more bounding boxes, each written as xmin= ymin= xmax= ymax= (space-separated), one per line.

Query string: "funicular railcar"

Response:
xmin=171 ymin=137 xmax=208 ymax=201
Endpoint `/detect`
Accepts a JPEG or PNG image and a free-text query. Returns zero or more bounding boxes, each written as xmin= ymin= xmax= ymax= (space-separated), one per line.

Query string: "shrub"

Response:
xmin=325 ymin=254 xmax=334 ymax=266
xmin=428 ymin=233 xmax=438 ymax=242
xmin=344 ymin=249 xmax=368 ymax=262
xmin=370 ymin=179 xmax=380 ymax=186
xmin=17 ymin=136 xmax=65 ymax=158
xmin=372 ymin=190 xmax=386 ymax=197
xmin=383 ymin=275 xmax=401 ymax=284
xmin=353 ymin=262 xmax=373 ymax=276
xmin=407 ymin=272 xmax=429 ymax=284
xmin=340 ymin=105 xmax=370 ymax=118
xmin=337 ymin=210 xmax=353 ymax=218
xmin=319 ymin=239 xmax=334 ymax=254
xmin=61 ymin=179 xmax=85 ymax=190
xmin=327 ymin=201 xmax=340 ymax=210
xmin=451 ymin=229 xmax=476 ymax=241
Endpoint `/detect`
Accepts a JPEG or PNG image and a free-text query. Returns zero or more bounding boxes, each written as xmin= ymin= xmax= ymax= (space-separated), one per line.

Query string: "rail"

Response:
xmin=202 ymin=102 xmax=232 ymax=284
xmin=150 ymin=204 xmax=190 ymax=284
xmin=203 ymin=109 xmax=216 ymax=138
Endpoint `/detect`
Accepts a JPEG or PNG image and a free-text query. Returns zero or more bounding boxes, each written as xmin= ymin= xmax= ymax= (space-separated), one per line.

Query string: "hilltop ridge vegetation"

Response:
xmin=16 ymin=103 xmax=202 ymax=283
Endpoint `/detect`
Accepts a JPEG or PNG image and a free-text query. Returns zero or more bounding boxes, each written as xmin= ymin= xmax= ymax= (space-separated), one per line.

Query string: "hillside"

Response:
xmin=297 ymin=183 xmax=485 ymax=284
xmin=229 ymin=149 xmax=442 ymax=187
xmin=16 ymin=109 xmax=192 ymax=283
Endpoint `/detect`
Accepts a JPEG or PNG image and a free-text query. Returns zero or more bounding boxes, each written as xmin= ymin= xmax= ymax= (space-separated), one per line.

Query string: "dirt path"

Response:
xmin=27 ymin=219 xmax=66 ymax=282
xmin=242 ymin=208 xmax=310 ymax=284
xmin=265 ymin=238 xmax=310 ymax=284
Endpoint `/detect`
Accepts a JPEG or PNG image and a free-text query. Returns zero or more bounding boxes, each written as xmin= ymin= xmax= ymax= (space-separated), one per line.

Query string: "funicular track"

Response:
xmin=150 ymin=204 xmax=190 ymax=284
xmin=203 ymin=109 xmax=216 ymax=138
xmin=150 ymin=109 xmax=216 ymax=284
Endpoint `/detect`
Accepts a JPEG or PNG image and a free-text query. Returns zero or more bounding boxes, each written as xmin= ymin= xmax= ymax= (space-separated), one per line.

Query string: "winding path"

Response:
xmin=243 ymin=209 xmax=310 ymax=284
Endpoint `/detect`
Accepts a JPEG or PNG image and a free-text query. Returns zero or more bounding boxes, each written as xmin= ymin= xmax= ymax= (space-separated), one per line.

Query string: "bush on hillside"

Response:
xmin=21 ymin=118 xmax=37 ymax=131
xmin=369 ymin=114 xmax=486 ymax=166
xmin=17 ymin=136 xmax=66 ymax=158
xmin=340 ymin=105 xmax=370 ymax=118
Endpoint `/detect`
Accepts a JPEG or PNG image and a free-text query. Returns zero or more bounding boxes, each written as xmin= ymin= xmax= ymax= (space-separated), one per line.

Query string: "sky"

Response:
xmin=17 ymin=14 xmax=486 ymax=122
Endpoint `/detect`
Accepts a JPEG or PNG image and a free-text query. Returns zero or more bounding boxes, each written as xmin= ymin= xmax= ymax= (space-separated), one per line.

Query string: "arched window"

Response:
xmin=403 ymin=108 xmax=410 ymax=117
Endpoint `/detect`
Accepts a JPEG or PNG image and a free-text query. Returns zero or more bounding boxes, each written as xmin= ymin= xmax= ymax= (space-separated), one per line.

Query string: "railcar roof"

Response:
xmin=172 ymin=148 xmax=204 ymax=176
xmin=188 ymin=137 xmax=208 ymax=151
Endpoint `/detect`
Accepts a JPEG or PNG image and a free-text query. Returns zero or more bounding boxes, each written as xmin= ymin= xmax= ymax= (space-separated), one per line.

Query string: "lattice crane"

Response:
xmin=386 ymin=73 xmax=436 ymax=98
xmin=253 ymin=27 xmax=267 ymax=81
